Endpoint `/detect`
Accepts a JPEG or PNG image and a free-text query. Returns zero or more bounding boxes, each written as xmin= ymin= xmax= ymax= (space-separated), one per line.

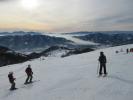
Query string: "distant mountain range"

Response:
xmin=73 ymin=31 xmax=133 ymax=46
xmin=64 ymin=31 xmax=133 ymax=35
xmin=0 ymin=31 xmax=133 ymax=52
xmin=1 ymin=30 xmax=133 ymax=67
xmin=0 ymin=31 xmax=41 ymax=36
xmin=0 ymin=32 xmax=73 ymax=51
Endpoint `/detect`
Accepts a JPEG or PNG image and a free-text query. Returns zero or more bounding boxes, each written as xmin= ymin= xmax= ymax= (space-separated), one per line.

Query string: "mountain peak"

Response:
xmin=0 ymin=31 xmax=42 ymax=36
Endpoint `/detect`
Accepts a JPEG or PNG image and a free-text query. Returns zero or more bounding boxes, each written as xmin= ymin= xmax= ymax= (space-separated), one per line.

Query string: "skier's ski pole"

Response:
xmin=97 ymin=62 xmax=100 ymax=75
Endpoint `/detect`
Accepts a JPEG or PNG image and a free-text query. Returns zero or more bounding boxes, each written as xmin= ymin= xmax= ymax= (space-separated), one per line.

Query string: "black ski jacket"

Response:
xmin=25 ymin=67 xmax=33 ymax=75
xmin=99 ymin=55 xmax=107 ymax=64
xmin=8 ymin=74 xmax=15 ymax=83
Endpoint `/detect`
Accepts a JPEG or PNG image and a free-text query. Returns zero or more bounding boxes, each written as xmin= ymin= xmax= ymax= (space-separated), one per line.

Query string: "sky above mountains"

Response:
xmin=0 ymin=0 xmax=133 ymax=33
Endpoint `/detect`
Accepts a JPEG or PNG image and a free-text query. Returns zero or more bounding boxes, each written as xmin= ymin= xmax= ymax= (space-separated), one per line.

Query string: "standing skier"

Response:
xmin=25 ymin=64 xmax=33 ymax=84
xmin=98 ymin=52 xmax=107 ymax=76
xmin=8 ymin=72 xmax=17 ymax=90
xmin=126 ymin=48 xmax=129 ymax=54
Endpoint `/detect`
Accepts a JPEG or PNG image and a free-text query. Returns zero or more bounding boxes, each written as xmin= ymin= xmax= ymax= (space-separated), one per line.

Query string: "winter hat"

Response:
xmin=28 ymin=64 xmax=31 ymax=67
xmin=100 ymin=51 xmax=104 ymax=55
xmin=9 ymin=71 xmax=13 ymax=74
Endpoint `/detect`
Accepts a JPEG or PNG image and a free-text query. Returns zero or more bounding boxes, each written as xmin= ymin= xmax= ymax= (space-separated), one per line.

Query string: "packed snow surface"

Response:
xmin=0 ymin=44 xmax=133 ymax=100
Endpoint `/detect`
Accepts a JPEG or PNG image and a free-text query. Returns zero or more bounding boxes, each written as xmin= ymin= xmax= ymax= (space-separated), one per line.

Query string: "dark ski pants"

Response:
xmin=10 ymin=82 xmax=16 ymax=90
xmin=25 ymin=75 xmax=33 ymax=83
xmin=99 ymin=63 xmax=107 ymax=75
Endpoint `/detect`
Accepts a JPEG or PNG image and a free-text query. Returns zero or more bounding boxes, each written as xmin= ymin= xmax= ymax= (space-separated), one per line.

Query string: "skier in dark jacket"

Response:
xmin=98 ymin=52 xmax=107 ymax=76
xmin=8 ymin=72 xmax=17 ymax=90
xmin=25 ymin=64 xmax=33 ymax=84
xmin=126 ymin=48 xmax=129 ymax=54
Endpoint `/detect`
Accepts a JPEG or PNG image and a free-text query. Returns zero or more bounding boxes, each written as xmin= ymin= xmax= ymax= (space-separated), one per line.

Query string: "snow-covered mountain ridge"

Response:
xmin=0 ymin=44 xmax=133 ymax=100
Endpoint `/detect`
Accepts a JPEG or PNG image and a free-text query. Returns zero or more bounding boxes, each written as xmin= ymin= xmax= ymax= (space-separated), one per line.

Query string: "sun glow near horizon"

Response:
xmin=0 ymin=0 xmax=133 ymax=32
xmin=20 ymin=0 xmax=40 ymax=10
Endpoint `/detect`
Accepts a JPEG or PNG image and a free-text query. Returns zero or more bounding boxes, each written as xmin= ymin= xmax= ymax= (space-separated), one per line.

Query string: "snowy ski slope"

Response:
xmin=0 ymin=44 xmax=133 ymax=100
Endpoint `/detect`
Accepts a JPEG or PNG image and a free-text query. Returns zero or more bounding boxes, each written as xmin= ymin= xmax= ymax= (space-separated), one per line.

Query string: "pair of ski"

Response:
xmin=10 ymin=88 xmax=18 ymax=91
xmin=24 ymin=81 xmax=34 ymax=85
xmin=9 ymin=80 xmax=40 ymax=91
xmin=98 ymin=74 xmax=107 ymax=77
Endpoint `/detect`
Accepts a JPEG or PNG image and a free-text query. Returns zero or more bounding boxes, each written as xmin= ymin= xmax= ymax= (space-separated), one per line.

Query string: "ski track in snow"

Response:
xmin=0 ymin=44 xmax=133 ymax=100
